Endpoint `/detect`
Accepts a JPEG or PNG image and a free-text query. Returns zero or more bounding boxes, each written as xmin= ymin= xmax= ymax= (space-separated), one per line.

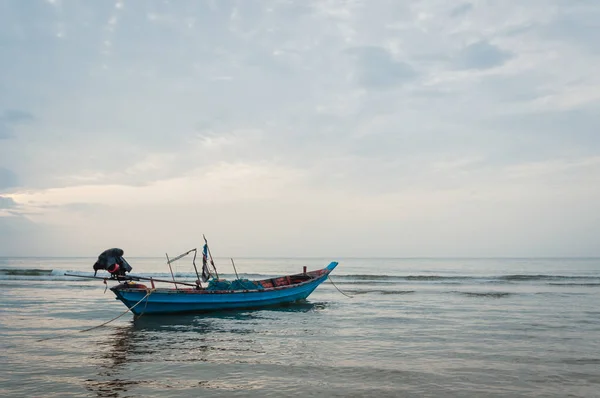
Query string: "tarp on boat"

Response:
xmin=206 ymin=278 xmax=264 ymax=291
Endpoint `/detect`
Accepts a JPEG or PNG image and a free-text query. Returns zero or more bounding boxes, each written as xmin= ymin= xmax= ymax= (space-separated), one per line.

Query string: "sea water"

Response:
xmin=1 ymin=257 xmax=599 ymax=397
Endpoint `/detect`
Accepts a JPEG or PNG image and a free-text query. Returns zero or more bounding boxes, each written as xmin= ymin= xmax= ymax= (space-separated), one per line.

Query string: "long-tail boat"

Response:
xmin=67 ymin=236 xmax=338 ymax=316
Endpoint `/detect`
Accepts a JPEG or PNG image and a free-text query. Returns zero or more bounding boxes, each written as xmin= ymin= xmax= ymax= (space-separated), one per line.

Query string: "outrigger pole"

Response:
xmin=64 ymin=273 xmax=199 ymax=287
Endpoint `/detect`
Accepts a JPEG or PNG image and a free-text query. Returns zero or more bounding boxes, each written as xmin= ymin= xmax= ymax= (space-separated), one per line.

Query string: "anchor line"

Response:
xmin=37 ymin=289 xmax=155 ymax=341
xmin=328 ymin=275 xmax=354 ymax=298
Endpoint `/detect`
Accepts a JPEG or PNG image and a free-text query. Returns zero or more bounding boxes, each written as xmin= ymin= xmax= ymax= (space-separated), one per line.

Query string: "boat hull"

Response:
xmin=111 ymin=262 xmax=337 ymax=315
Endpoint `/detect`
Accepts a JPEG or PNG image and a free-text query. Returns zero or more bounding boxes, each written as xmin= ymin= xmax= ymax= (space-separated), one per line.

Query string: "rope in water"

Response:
xmin=37 ymin=289 xmax=154 ymax=342
xmin=328 ymin=275 xmax=354 ymax=298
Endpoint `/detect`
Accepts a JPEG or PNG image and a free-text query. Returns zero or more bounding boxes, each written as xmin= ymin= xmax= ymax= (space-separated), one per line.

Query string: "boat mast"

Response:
xmin=191 ymin=249 xmax=201 ymax=284
xmin=165 ymin=252 xmax=179 ymax=289
xmin=203 ymin=234 xmax=219 ymax=279
xmin=230 ymin=258 xmax=240 ymax=280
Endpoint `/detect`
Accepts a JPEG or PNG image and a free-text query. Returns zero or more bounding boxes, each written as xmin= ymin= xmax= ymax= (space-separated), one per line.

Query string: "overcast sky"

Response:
xmin=1 ymin=0 xmax=599 ymax=257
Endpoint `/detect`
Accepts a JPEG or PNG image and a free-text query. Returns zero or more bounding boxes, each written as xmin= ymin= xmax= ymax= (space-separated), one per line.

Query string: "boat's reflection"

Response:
xmin=85 ymin=301 xmax=326 ymax=397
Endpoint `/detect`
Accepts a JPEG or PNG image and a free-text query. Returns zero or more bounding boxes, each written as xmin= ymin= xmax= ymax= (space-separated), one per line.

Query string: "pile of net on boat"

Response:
xmin=206 ymin=278 xmax=264 ymax=291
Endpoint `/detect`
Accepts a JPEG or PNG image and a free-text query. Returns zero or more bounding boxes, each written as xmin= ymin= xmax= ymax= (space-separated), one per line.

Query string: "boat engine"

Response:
xmin=93 ymin=248 xmax=133 ymax=277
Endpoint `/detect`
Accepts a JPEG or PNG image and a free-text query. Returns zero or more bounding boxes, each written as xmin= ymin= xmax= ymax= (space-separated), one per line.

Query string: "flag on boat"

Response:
xmin=201 ymin=243 xmax=212 ymax=282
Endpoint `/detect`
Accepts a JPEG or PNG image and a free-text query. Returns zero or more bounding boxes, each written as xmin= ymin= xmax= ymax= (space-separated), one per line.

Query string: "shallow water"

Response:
xmin=2 ymin=257 xmax=600 ymax=397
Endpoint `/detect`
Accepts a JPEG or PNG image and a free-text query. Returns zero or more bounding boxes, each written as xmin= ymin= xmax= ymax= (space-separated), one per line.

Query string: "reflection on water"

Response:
xmin=85 ymin=301 xmax=328 ymax=397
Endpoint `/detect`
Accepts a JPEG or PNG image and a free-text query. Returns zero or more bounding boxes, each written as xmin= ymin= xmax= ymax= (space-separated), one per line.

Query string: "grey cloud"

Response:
xmin=3 ymin=109 xmax=34 ymax=123
xmin=346 ymin=46 xmax=417 ymax=88
xmin=451 ymin=3 xmax=473 ymax=17
xmin=0 ymin=195 xmax=16 ymax=209
xmin=53 ymin=203 xmax=106 ymax=213
xmin=475 ymin=106 xmax=600 ymax=167
xmin=0 ymin=109 xmax=34 ymax=139
xmin=476 ymin=73 xmax=552 ymax=103
xmin=0 ymin=215 xmax=58 ymax=256
xmin=0 ymin=123 xmax=10 ymax=139
xmin=454 ymin=41 xmax=512 ymax=70
xmin=489 ymin=106 xmax=600 ymax=144
xmin=0 ymin=168 xmax=18 ymax=190
xmin=543 ymin=12 xmax=600 ymax=54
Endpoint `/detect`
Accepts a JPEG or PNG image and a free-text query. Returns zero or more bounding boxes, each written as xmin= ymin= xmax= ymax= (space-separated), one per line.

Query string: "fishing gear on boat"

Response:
xmin=92 ymin=248 xmax=132 ymax=277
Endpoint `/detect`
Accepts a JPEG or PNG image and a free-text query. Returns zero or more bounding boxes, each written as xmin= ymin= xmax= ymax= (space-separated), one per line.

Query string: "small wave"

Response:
xmin=0 ymin=268 xmax=53 ymax=276
xmin=499 ymin=274 xmax=594 ymax=281
xmin=335 ymin=274 xmax=472 ymax=281
xmin=335 ymin=274 xmax=600 ymax=283
xmin=2 ymin=268 xmax=600 ymax=285
xmin=404 ymin=275 xmax=471 ymax=281
xmin=547 ymin=283 xmax=600 ymax=287
xmin=453 ymin=291 xmax=514 ymax=298
xmin=335 ymin=274 xmax=404 ymax=281
xmin=380 ymin=290 xmax=415 ymax=295
xmin=0 ymin=268 xmax=81 ymax=281
xmin=561 ymin=358 xmax=600 ymax=365
xmin=345 ymin=289 xmax=415 ymax=295
xmin=329 ymin=281 xmax=400 ymax=285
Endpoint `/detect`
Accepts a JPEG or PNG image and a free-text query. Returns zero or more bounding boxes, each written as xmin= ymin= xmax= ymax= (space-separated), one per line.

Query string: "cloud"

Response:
xmin=0 ymin=168 xmax=18 ymax=190
xmin=450 ymin=3 xmax=473 ymax=17
xmin=3 ymin=109 xmax=35 ymax=123
xmin=542 ymin=3 xmax=600 ymax=54
xmin=454 ymin=41 xmax=512 ymax=70
xmin=0 ymin=125 xmax=9 ymax=140
xmin=346 ymin=46 xmax=417 ymax=88
xmin=0 ymin=195 xmax=16 ymax=209
xmin=0 ymin=109 xmax=34 ymax=139
xmin=0 ymin=0 xmax=599 ymax=256
xmin=0 ymin=214 xmax=65 ymax=256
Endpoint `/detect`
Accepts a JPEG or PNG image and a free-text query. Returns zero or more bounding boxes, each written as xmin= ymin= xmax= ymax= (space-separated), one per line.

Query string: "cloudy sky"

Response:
xmin=1 ymin=0 xmax=599 ymax=257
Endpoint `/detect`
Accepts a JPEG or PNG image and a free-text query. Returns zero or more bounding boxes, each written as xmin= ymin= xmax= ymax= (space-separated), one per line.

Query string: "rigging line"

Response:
xmin=37 ymin=289 xmax=155 ymax=342
xmin=136 ymin=290 xmax=152 ymax=319
xmin=167 ymin=249 xmax=195 ymax=264
xmin=328 ymin=275 xmax=354 ymax=298
xmin=79 ymin=289 xmax=154 ymax=333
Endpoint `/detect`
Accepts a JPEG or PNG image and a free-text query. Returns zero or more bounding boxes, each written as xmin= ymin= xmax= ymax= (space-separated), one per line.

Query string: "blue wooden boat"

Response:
xmin=68 ymin=238 xmax=339 ymax=316
xmin=111 ymin=261 xmax=338 ymax=315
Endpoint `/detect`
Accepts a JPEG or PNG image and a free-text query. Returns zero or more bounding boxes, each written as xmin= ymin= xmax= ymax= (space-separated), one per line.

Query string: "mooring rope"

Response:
xmin=328 ymin=275 xmax=354 ymax=298
xmin=37 ymin=289 xmax=154 ymax=342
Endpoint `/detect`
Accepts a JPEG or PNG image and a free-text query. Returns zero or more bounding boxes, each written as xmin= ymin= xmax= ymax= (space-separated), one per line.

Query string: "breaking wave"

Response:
xmin=0 ymin=268 xmax=71 ymax=281
xmin=344 ymin=289 xmax=416 ymax=295
xmin=330 ymin=274 xmax=600 ymax=284
xmin=452 ymin=291 xmax=514 ymax=298
xmin=547 ymin=283 xmax=600 ymax=287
